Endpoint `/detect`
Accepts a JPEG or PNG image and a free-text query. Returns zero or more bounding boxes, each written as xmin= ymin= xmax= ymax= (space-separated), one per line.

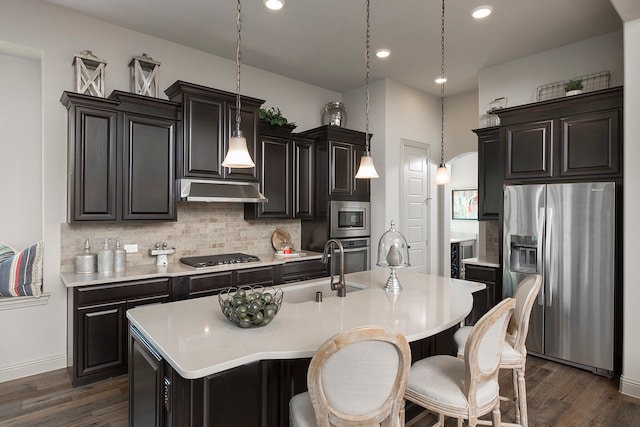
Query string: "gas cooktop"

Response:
xmin=180 ymin=253 xmax=261 ymax=269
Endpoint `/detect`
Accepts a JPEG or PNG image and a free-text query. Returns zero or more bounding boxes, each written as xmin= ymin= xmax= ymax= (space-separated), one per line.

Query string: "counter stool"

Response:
xmin=404 ymin=298 xmax=516 ymax=427
xmin=453 ymin=274 xmax=542 ymax=427
xmin=289 ymin=325 xmax=411 ymax=427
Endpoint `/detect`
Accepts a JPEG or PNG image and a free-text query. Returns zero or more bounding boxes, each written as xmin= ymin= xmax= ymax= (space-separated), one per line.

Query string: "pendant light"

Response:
xmin=222 ymin=0 xmax=255 ymax=169
xmin=434 ymin=0 xmax=450 ymax=185
xmin=355 ymin=0 xmax=379 ymax=179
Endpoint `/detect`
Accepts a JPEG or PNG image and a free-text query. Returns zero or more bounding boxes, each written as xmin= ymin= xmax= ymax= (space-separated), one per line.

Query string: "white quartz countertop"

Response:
xmin=126 ymin=268 xmax=484 ymax=379
xmin=61 ymin=251 xmax=323 ymax=288
xmin=462 ymin=256 xmax=500 ymax=268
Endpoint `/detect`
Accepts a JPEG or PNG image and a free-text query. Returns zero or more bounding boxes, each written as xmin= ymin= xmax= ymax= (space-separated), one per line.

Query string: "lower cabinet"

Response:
xmin=278 ymin=259 xmax=328 ymax=283
xmin=72 ymin=278 xmax=171 ymax=387
xmin=463 ymin=263 xmax=502 ymax=326
xmin=129 ymin=325 xmax=458 ymax=427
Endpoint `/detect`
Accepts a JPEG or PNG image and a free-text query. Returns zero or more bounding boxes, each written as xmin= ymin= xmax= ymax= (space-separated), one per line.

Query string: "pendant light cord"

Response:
xmin=439 ymin=0 xmax=446 ymax=167
xmin=365 ymin=0 xmax=371 ymax=156
xmin=235 ymin=0 xmax=242 ymax=134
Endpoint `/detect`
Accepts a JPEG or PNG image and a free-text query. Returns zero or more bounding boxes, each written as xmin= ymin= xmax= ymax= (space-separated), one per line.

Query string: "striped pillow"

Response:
xmin=0 ymin=243 xmax=15 ymax=263
xmin=0 ymin=241 xmax=44 ymax=297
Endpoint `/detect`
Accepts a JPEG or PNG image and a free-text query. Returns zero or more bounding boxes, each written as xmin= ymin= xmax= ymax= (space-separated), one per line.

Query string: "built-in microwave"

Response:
xmin=329 ymin=201 xmax=370 ymax=238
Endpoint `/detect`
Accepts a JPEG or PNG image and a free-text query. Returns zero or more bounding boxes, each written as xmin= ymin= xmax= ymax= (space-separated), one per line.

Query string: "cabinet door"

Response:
xmin=505 ymin=120 xmax=553 ymax=180
xmin=236 ymin=266 xmax=275 ymax=287
xmin=464 ymin=264 xmax=501 ymax=326
xmin=329 ymin=141 xmax=352 ymax=195
xmin=76 ymin=300 xmax=126 ymax=380
xmin=280 ymin=259 xmax=328 ymax=283
xmin=293 ymin=137 xmax=314 ymax=219
xmin=178 ymin=271 xmax=234 ymax=299
xmin=559 ymin=110 xmax=620 ymax=177
xmin=225 ymin=105 xmax=259 ymax=181
xmin=352 ymin=145 xmax=370 ymax=198
xmin=182 ymin=94 xmax=225 ymax=179
xmin=256 ymin=134 xmax=291 ymax=218
xmin=130 ymin=328 xmax=165 ymax=427
xmin=71 ymin=105 xmax=118 ymax=221
xmin=476 ymin=127 xmax=502 ymax=221
xmin=122 ymin=113 xmax=176 ymax=221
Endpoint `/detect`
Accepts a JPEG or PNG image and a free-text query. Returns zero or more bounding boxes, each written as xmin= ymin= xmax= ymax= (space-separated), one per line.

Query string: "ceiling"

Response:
xmin=40 ymin=0 xmax=622 ymax=97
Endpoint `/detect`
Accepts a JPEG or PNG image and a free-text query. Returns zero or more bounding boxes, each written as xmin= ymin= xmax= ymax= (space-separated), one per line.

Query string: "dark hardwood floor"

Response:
xmin=0 ymin=356 xmax=638 ymax=426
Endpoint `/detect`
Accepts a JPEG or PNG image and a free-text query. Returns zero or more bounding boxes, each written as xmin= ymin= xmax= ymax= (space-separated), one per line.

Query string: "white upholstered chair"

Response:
xmin=289 ymin=325 xmax=411 ymax=427
xmin=453 ymin=274 xmax=542 ymax=427
xmin=404 ymin=297 xmax=516 ymax=427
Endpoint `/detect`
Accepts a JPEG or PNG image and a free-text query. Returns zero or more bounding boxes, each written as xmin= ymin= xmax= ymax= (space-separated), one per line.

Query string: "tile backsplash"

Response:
xmin=484 ymin=221 xmax=499 ymax=259
xmin=60 ymin=202 xmax=301 ymax=272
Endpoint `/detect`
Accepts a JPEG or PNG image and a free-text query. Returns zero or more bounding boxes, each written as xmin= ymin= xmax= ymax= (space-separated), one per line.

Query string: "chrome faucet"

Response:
xmin=321 ymin=239 xmax=346 ymax=297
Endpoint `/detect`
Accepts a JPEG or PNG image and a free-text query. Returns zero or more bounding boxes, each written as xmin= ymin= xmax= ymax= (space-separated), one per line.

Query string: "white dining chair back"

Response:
xmin=289 ymin=325 xmax=411 ymax=427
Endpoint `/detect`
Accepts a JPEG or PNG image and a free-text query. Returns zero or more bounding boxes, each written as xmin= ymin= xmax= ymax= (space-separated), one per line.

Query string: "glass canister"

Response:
xmin=323 ymin=102 xmax=347 ymax=127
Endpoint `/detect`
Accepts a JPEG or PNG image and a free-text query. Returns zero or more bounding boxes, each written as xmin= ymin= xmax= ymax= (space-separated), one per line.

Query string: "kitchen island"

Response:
xmin=127 ymin=268 xmax=483 ymax=426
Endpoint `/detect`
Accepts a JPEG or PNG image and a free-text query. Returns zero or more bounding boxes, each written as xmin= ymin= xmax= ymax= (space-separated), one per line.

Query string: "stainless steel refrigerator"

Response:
xmin=503 ymin=182 xmax=615 ymax=376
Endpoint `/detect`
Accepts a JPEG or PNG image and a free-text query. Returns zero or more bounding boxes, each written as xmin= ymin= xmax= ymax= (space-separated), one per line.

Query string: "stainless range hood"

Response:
xmin=179 ymin=179 xmax=267 ymax=203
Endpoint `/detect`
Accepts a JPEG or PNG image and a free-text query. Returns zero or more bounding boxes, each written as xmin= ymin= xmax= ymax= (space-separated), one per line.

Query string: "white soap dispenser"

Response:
xmin=97 ymin=238 xmax=114 ymax=274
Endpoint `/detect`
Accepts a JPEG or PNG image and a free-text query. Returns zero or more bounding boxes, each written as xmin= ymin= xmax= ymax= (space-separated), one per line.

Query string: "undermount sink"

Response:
xmin=278 ymin=279 xmax=367 ymax=304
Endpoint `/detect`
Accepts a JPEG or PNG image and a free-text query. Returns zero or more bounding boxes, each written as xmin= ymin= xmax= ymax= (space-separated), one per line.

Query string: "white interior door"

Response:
xmin=401 ymin=140 xmax=431 ymax=273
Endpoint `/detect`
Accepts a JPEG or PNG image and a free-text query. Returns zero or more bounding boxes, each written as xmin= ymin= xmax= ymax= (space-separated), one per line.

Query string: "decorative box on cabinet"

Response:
xmin=71 ymin=278 xmax=171 ymax=387
xmin=495 ymin=87 xmax=622 ymax=182
xmin=164 ymin=80 xmax=264 ymax=182
xmin=244 ymin=122 xmax=295 ymax=220
xmin=61 ymin=91 xmax=179 ymax=222
xmin=297 ymin=125 xmax=371 ymax=205
xmin=473 ymin=126 xmax=502 ymax=220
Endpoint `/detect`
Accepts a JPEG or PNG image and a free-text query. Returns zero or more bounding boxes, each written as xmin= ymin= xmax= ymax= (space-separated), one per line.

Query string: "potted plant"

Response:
xmin=564 ymin=79 xmax=584 ymax=96
xmin=259 ymin=107 xmax=295 ymax=128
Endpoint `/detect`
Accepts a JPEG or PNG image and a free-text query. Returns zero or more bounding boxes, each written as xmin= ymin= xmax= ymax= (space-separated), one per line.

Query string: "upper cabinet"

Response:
xmin=496 ymin=87 xmax=623 ymax=182
xmin=292 ymin=134 xmax=315 ymax=219
xmin=473 ymin=126 xmax=502 ymax=221
xmin=298 ymin=125 xmax=370 ymax=210
xmin=165 ymin=81 xmax=264 ymax=182
xmin=61 ymin=91 xmax=179 ymax=223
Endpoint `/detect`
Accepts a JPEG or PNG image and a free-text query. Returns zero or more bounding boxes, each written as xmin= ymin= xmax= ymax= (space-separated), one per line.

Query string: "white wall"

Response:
xmin=479 ymin=31 xmax=624 ymax=122
xmin=621 ymin=16 xmax=640 ymax=399
xmin=0 ymin=0 xmax=341 ymax=382
xmin=445 ymin=90 xmax=479 ymax=161
xmin=0 ymin=51 xmax=42 ymax=250
xmin=449 ymin=153 xmax=479 ymax=237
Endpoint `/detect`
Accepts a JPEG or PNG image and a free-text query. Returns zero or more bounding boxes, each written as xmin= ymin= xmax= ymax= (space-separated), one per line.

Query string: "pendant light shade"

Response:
xmin=222 ymin=0 xmax=254 ymax=169
xmin=433 ymin=0 xmax=451 ymax=185
xmin=222 ymin=130 xmax=255 ymax=168
xmin=355 ymin=154 xmax=379 ymax=179
xmin=355 ymin=0 xmax=379 ymax=180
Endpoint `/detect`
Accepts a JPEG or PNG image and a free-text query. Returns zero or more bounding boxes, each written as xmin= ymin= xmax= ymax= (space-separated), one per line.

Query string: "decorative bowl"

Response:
xmin=218 ymin=286 xmax=283 ymax=328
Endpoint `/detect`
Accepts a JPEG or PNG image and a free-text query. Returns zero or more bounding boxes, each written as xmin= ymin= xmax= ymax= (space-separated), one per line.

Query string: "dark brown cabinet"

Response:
xmin=165 ymin=80 xmax=264 ymax=182
xmin=174 ymin=271 xmax=234 ymax=299
xmin=474 ymin=126 xmax=502 ymax=221
xmin=463 ymin=263 xmax=501 ymax=326
xmin=495 ymin=87 xmax=623 ymax=182
xmin=245 ymin=123 xmax=295 ymax=220
xmin=61 ymin=91 xmax=179 ymax=223
xmin=129 ymin=327 xmax=165 ymax=427
xmin=292 ymin=134 xmax=315 ymax=219
xmin=298 ymin=125 xmax=371 ymax=204
xmin=72 ymin=278 xmax=171 ymax=387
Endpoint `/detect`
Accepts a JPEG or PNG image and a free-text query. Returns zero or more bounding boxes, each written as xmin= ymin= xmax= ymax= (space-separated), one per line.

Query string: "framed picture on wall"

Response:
xmin=452 ymin=189 xmax=478 ymax=220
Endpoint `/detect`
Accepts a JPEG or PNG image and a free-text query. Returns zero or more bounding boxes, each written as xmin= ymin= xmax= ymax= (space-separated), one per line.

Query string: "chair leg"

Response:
xmin=457 ymin=418 xmax=464 ymax=427
xmin=512 ymin=368 xmax=521 ymax=424
xmin=516 ymin=367 xmax=528 ymax=427
xmin=491 ymin=400 xmax=502 ymax=427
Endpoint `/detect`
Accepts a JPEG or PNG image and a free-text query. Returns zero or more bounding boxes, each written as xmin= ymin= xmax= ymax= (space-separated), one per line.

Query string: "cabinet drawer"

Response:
xmin=236 ymin=266 xmax=275 ymax=286
xmin=464 ymin=264 xmax=497 ymax=284
xmin=182 ymin=271 xmax=234 ymax=298
xmin=281 ymin=259 xmax=327 ymax=277
xmin=75 ymin=279 xmax=171 ymax=306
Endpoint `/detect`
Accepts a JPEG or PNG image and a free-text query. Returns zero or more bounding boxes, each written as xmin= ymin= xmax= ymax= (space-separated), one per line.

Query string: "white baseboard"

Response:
xmin=620 ymin=375 xmax=640 ymax=399
xmin=0 ymin=354 xmax=68 ymax=383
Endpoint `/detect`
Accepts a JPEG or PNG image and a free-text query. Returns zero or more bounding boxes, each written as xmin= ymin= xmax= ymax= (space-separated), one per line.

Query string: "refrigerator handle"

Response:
xmin=537 ymin=207 xmax=545 ymax=306
xmin=545 ymin=207 xmax=553 ymax=307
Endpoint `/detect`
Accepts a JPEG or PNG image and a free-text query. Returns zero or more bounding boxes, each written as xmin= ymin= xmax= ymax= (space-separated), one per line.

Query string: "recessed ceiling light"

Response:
xmin=264 ymin=0 xmax=285 ymax=11
xmin=435 ymin=77 xmax=447 ymax=84
xmin=471 ymin=5 xmax=493 ymax=19
xmin=375 ymin=48 xmax=391 ymax=58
